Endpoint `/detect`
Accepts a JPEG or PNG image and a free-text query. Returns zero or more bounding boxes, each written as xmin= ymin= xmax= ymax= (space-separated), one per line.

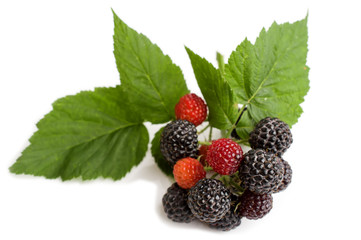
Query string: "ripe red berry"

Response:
xmin=175 ymin=93 xmax=207 ymax=126
xmin=173 ymin=157 xmax=206 ymax=189
xmin=206 ymin=138 xmax=243 ymax=175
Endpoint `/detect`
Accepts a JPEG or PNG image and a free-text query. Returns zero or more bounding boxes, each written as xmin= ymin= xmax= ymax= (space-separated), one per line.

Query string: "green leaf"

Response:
xmin=185 ymin=47 xmax=239 ymax=130
xmin=234 ymin=109 xmax=254 ymax=142
xmin=10 ymin=86 xmax=149 ymax=181
xmin=151 ymin=127 xmax=173 ymax=177
xmin=113 ymin=10 xmax=189 ymax=123
xmin=226 ymin=16 xmax=309 ymax=138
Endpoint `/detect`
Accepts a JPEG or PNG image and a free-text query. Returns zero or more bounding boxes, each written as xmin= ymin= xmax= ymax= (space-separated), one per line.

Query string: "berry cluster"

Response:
xmin=160 ymin=93 xmax=293 ymax=231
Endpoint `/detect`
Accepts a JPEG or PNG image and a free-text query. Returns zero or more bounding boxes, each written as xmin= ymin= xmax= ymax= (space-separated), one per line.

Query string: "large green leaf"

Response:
xmin=185 ymin=47 xmax=239 ymax=130
xmin=151 ymin=127 xmax=173 ymax=177
xmin=10 ymin=86 xmax=149 ymax=181
xmin=226 ymin=17 xmax=309 ymax=139
xmin=113 ymin=11 xmax=189 ymax=123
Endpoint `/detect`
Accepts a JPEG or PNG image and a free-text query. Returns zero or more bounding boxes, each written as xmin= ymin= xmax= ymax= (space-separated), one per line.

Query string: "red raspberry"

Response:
xmin=198 ymin=145 xmax=209 ymax=167
xmin=206 ymin=138 xmax=243 ymax=175
xmin=173 ymin=157 xmax=206 ymax=189
xmin=175 ymin=93 xmax=207 ymax=126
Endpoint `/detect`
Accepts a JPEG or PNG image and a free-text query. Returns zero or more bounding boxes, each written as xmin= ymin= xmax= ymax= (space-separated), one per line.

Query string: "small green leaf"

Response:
xmin=185 ymin=47 xmax=239 ymax=130
xmin=10 ymin=86 xmax=149 ymax=181
xmin=151 ymin=127 xmax=173 ymax=177
xmin=113 ymin=11 xmax=189 ymax=123
xmin=226 ymin=16 xmax=309 ymax=138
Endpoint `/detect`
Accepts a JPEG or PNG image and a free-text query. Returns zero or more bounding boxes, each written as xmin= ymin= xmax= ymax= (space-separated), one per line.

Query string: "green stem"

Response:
xmin=210 ymin=172 xmax=219 ymax=179
xmin=221 ymin=129 xmax=227 ymax=138
xmin=204 ymin=166 xmax=213 ymax=171
xmin=197 ymin=124 xmax=210 ymax=135
xmin=219 ymin=175 xmax=230 ymax=187
xmin=208 ymin=126 xmax=213 ymax=142
xmin=228 ymin=178 xmax=244 ymax=194
xmin=235 ymin=139 xmax=249 ymax=144
xmin=226 ymin=105 xmax=247 ymax=138
xmin=199 ymin=141 xmax=211 ymax=146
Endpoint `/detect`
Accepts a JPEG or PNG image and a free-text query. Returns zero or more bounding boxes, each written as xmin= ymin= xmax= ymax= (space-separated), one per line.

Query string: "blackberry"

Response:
xmin=160 ymin=120 xmax=198 ymax=166
xmin=162 ymin=183 xmax=195 ymax=223
xmin=239 ymin=190 xmax=273 ymax=220
xmin=274 ymin=159 xmax=292 ymax=192
xmin=239 ymin=149 xmax=284 ymax=194
xmin=249 ymin=117 xmax=293 ymax=156
xmin=187 ymin=179 xmax=231 ymax=223
xmin=207 ymin=194 xmax=242 ymax=231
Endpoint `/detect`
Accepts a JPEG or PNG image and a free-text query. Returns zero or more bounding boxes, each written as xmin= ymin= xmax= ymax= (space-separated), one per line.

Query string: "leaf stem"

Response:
xmin=228 ymin=178 xmax=245 ymax=194
xmin=199 ymin=141 xmax=212 ymax=146
xmin=226 ymin=105 xmax=248 ymax=138
xmin=204 ymin=166 xmax=213 ymax=171
xmin=208 ymin=126 xmax=213 ymax=142
xmin=197 ymin=124 xmax=210 ymax=135
xmin=218 ymin=175 xmax=229 ymax=186
xmin=235 ymin=139 xmax=249 ymax=144
xmin=210 ymin=172 xmax=219 ymax=179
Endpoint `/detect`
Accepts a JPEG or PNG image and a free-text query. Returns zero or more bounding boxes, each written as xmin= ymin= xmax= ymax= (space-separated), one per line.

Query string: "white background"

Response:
xmin=1 ymin=0 xmax=361 ymax=239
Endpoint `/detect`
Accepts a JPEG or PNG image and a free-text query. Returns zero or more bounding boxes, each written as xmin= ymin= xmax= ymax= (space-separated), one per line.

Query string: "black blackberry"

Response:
xmin=239 ymin=190 xmax=273 ymax=220
xmin=274 ymin=159 xmax=292 ymax=193
xmin=239 ymin=149 xmax=284 ymax=194
xmin=207 ymin=194 xmax=242 ymax=231
xmin=162 ymin=183 xmax=194 ymax=223
xmin=249 ymin=117 xmax=292 ymax=156
xmin=187 ymin=179 xmax=231 ymax=223
xmin=160 ymin=120 xmax=198 ymax=166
